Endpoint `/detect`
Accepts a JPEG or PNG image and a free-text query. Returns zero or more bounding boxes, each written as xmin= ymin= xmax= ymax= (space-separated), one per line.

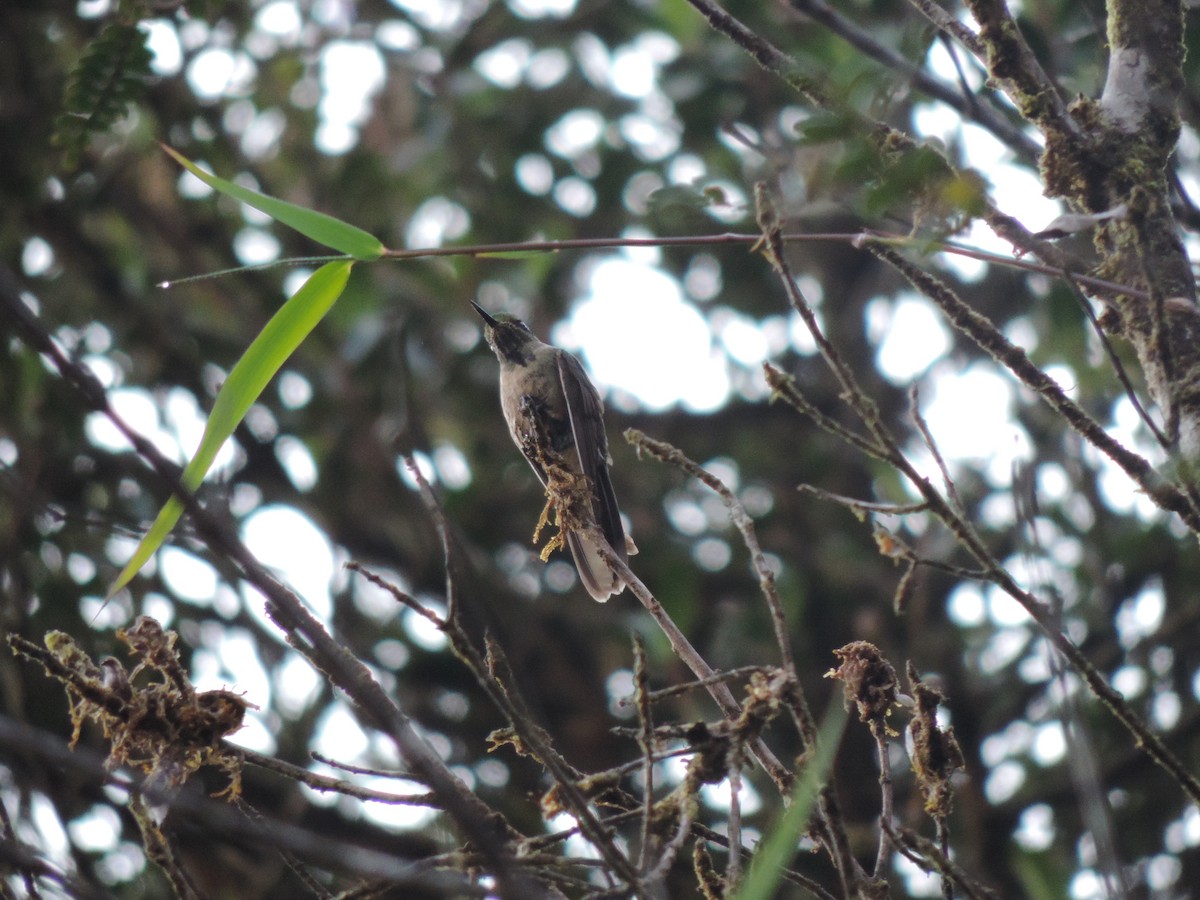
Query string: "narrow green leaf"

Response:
xmin=732 ymin=700 xmax=849 ymax=900
xmin=107 ymin=260 xmax=354 ymax=597
xmin=161 ymin=144 xmax=385 ymax=260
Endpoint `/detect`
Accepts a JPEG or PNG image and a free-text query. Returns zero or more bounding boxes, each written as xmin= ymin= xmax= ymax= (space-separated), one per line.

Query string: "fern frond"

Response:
xmin=54 ymin=22 xmax=154 ymax=168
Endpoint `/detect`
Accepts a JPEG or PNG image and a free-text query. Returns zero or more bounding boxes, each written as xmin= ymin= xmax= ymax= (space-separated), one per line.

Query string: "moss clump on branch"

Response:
xmin=8 ymin=616 xmax=249 ymax=800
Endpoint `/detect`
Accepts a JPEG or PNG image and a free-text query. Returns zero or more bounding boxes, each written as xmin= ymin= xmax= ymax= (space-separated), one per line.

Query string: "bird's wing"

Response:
xmin=557 ymin=352 xmax=628 ymax=564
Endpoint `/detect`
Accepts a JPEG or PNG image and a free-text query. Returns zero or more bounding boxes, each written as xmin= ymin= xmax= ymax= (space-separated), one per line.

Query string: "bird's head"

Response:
xmin=472 ymin=302 xmax=539 ymax=365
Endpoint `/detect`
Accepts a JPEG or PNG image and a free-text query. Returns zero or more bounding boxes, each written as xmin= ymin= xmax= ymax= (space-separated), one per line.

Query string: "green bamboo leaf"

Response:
xmin=732 ymin=699 xmax=849 ymax=900
xmin=161 ymin=144 xmax=385 ymax=260
xmin=107 ymin=260 xmax=355 ymax=597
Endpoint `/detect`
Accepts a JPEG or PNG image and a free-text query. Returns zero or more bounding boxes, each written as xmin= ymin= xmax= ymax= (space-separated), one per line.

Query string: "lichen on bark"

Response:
xmin=973 ymin=0 xmax=1200 ymax=458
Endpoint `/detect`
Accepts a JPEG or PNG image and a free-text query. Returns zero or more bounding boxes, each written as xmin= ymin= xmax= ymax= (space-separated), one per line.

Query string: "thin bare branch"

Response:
xmin=907 ymin=0 xmax=986 ymax=58
xmin=642 ymin=796 xmax=695 ymax=885
xmin=796 ymin=484 xmax=930 ymax=515
xmin=346 ymin=560 xmax=447 ymax=628
xmin=232 ymin=796 xmax=331 ymax=898
xmin=726 ymin=764 xmax=744 ymax=890
xmin=681 ymin=0 xmax=827 ymax=104
xmin=939 ymin=32 xmax=982 ymax=102
xmin=308 ymin=751 xmax=429 ymax=783
xmin=401 ymin=457 xmax=464 ymax=625
xmin=625 ymin=428 xmax=797 ymax=677
xmin=788 ymin=0 xmax=1038 ymax=161
xmin=909 ymin=385 xmax=966 ymax=515
xmin=628 ymin=666 xmax=776 ymax=704
xmin=241 ymin=748 xmax=437 ymax=806
xmin=936 ymin=817 xmax=953 ymax=900
xmin=0 ymin=797 xmax=39 ymax=900
xmin=633 ymin=637 xmax=655 ymax=875
xmin=866 ymin=241 xmax=1200 ymax=530
xmin=1060 ymin=273 xmax=1171 ymax=448
xmin=872 ymin=725 xmax=895 ymax=879
xmin=764 ymin=364 xmax=891 ymax=461
xmin=887 ymin=822 xmax=1001 ymax=900
xmin=154 ymin=227 xmax=1158 ymax=303
xmin=756 ymin=192 xmax=895 ymax=467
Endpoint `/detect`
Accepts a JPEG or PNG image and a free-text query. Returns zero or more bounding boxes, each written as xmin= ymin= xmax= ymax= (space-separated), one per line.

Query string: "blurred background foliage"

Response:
xmin=3 ymin=0 xmax=1200 ymax=896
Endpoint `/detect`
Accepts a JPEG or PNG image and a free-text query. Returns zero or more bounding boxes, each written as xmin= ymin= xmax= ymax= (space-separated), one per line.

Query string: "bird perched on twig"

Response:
xmin=473 ymin=302 xmax=636 ymax=601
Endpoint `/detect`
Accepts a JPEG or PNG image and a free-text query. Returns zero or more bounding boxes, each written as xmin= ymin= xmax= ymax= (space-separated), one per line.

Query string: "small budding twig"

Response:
xmin=867 ymin=521 xmax=988 ymax=581
xmin=892 ymin=558 xmax=919 ymax=615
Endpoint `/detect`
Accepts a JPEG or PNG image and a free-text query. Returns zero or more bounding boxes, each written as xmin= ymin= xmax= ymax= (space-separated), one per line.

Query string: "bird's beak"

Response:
xmin=471 ymin=301 xmax=500 ymax=328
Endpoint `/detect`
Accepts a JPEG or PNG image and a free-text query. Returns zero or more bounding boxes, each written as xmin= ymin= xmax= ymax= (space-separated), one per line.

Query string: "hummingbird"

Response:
xmin=473 ymin=302 xmax=635 ymax=601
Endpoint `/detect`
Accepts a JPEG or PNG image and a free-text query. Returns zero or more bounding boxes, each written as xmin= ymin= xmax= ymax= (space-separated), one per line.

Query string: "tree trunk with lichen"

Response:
xmin=1040 ymin=0 xmax=1200 ymax=457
